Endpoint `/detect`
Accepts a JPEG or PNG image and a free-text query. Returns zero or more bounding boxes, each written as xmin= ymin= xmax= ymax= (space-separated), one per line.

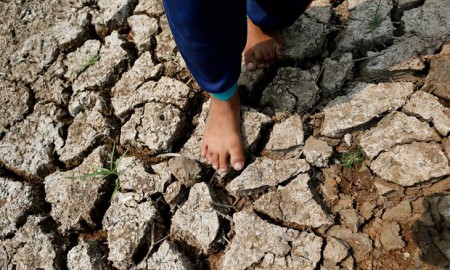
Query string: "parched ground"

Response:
xmin=1 ymin=0 xmax=450 ymax=269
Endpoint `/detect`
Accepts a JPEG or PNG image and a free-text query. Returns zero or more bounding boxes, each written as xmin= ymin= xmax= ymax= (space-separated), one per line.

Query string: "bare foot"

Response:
xmin=244 ymin=18 xmax=284 ymax=71
xmin=201 ymin=91 xmax=245 ymax=172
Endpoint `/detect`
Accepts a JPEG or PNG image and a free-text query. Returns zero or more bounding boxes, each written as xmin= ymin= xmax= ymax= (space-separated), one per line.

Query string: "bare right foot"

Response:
xmin=201 ymin=91 xmax=245 ymax=172
xmin=244 ymin=18 xmax=284 ymax=71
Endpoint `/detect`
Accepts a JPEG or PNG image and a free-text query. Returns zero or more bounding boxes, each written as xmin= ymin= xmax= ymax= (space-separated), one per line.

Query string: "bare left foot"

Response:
xmin=244 ymin=18 xmax=284 ymax=71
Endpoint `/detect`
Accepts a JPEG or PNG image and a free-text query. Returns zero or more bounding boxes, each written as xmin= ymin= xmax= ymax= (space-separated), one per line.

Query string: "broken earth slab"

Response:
xmin=226 ymin=157 xmax=310 ymax=196
xmin=253 ymin=173 xmax=334 ymax=228
xmin=321 ymin=82 xmax=415 ymax=138
xmin=0 ymin=102 xmax=68 ymax=180
xmin=134 ymin=0 xmax=165 ymax=17
xmin=402 ymin=90 xmax=450 ymax=136
xmin=360 ymin=111 xmax=440 ymax=160
xmin=64 ymin=39 xmax=102 ymax=84
xmin=321 ymin=53 xmax=354 ymax=98
xmin=93 ymin=0 xmax=138 ymax=37
xmin=238 ymin=65 xmax=268 ymax=101
xmin=335 ymin=0 xmax=395 ymax=52
xmin=67 ymin=237 xmax=111 ymax=270
xmin=222 ymin=209 xmax=323 ymax=270
xmin=427 ymin=44 xmax=450 ymax=101
xmin=264 ymin=114 xmax=304 ymax=158
xmin=371 ymin=142 xmax=450 ymax=187
xmin=181 ymin=100 xmax=272 ymax=162
xmin=58 ymin=108 xmax=114 ymax=167
xmin=168 ymin=156 xmax=203 ymax=187
xmin=164 ymin=181 xmax=187 ymax=210
xmin=261 ymin=67 xmax=320 ymax=114
xmin=137 ymin=240 xmax=194 ymax=270
xmin=44 ymin=146 xmax=111 ymax=233
xmin=303 ymin=137 xmax=333 ymax=167
xmin=0 ymin=177 xmax=41 ymax=237
xmin=323 ymin=237 xmax=351 ymax=269
xmin=117 ymin=157 xmax=172 ymax=195
xmin=103 ymin=191 xmax=159 ymax=270
xmin=120 ymin=102 xmax=186 ymax=155
xmin=171 ymin=182 xmax=222 ymax=255
xmin=127 ymin=14 xmax=158 ymax=54
xmin=0 ymin=216 xmax=67 ymax=270
xmin=0 ymin=80 xmax=31 ymax=134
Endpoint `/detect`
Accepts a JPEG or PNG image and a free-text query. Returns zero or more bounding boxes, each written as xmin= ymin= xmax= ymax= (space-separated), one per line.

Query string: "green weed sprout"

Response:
xmin=365 ymin=0 xmax=383 ymax=34
xmin=341 ymin=148 xmax=365 ymax=169
xmin=77 ymin=53 xmax=100 ymax=75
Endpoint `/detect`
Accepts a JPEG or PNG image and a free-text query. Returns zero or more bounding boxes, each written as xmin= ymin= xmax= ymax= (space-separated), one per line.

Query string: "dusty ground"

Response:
xmin=1 ymin=0 xmax=450 ymax=269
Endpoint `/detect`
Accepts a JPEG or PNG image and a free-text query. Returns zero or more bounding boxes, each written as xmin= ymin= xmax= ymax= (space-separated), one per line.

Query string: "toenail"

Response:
xmin=212 ymin=164 xmax=218 ymax=170
xmin=247 ymin=62 xmax=256 ymax=70
xmin=219 ymin=168 xmax=228 ymax=173
xmin=233 ymin=162 xmax=244 ymax=171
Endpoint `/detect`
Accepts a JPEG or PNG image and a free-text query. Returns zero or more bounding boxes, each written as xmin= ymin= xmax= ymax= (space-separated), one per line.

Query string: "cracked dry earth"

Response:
xmin=1 ymin=0 xmax=450 ymax=269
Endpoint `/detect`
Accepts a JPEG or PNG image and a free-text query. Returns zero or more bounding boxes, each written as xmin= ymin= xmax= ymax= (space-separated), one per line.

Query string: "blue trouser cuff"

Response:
xmin=211 ymin=83 xmax=238 ymax=101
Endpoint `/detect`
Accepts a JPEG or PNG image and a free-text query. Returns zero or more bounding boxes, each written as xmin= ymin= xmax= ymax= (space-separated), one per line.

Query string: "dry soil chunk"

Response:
xmin=222 ymin=209 xmax=322 ymax=270
xmin=168 ymin=156 xmax=203 ymax=187
xmin=72 ymin=31 xmax=129 ymax=94
xmin=93 ymin=0 xmax=138 ymax=36
xmin=58 ymin=109 xmax=114 ymax=167
xmin=120 ymin=102 xmax=186 ymax=154
xmin=261 ymin=67 xmax=320 ymax=113
xmin=226 ymin=157 xmax=310 ymax=196
xmin=382 ymin=201 xmax=412 ymax=221
xmin=360 ymin=111 xmax=440 ymax=159
xmin=134 ymin=0 xmax=164 ymax=17
xmin=321 ymin=82 xmax=415 ymax=138
xmin=323 ymin=237 xmax=350 ymax=268
xmin=103 ymin=192 xmax=158 ymax=270
xmin=303 ymin=137 xmax=333 ymax=167
xmin=33 ymin=56 xmax=69 ymax=106
xmin=137 ymin=240 xmax=194 ymax=270
xmin=254 ymin=174 xmax=333 ymax=227
xmin=44 ymin=146 xmax=110 ymax=233
xmin=170 ymin=183 xmax=221 ymax=255
xmin=326 ymin=225 xmax=373 ymax=264
xmin=181 ymin=101 xmax=271 ymax=161
xmin=67 ymin=238 xmax=110 ymax=270
xmin=0 ymin=103 xmax=67 ymax=179
xmin=265 ymin=114 xmax=304 ymax=152
xmin=380 ymin=222 xmax=405 ymax=251
xmin=336 ymin=0 xmax=394 ymax=52
xmin=0 ymin=178 xmax=40 ymax=237
xmin=0 ymin=216 xmax=67 ymax=270
xmin=371 ymin=142 xmax=450 ymax=186
xmin=402 ymin=91 xmax=450 ymax=136
xmin=117 ymin=157 xmax=171 ymax=195
xmin=0 ymin=80 xmax=31 ymax=133
xmin=427 ymin=45 xmax=450 ymax=100
xmin=127 ymin=14 xmax=158 ymax=54
xmin=321 ymin=53 xmax=354 ymax=97
xmin=64 ymin=39 xmax=103 ymax=83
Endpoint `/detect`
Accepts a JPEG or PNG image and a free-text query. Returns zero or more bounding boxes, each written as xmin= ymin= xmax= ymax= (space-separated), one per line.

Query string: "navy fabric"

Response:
xmin=162 ymin=0 xmax=311 ymax=95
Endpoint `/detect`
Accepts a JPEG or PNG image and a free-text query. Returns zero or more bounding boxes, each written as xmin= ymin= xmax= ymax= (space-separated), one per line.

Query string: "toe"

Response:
xmin=245 ymin=50 xmax=257 ymax=71
xmin=229 ymin=143 xmax=245 ymax=171
xmin=211 ymin=153 xmax=219 ymax=170
xmin=219 ymin=151 xmax=229 ymax=172
xmin=201 ymin=142 xmax=207 ymax=158
xmin=253 ymin=50 xmax=265 ymax=68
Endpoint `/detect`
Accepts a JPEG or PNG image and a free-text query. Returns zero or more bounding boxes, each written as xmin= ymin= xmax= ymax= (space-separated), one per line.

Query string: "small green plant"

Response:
xmin=341 ymin=148 xmax=365 ymax=169
xmin=365 ymin=0 xmax=383 ymax=34
xmin=77 ymin=53 xmax=100 ymax=75
xmin=68 ymin=145 xmax=127 ymax=199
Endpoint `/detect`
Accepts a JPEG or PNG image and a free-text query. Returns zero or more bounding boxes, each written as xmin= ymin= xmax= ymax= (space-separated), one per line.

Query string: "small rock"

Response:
xmin=321 ymin=166 xmax=342 ymax=202
xmin=222 ymin=209 xmax=322 ymax=270
xmin=402 ymin=90 xmax=450 ymax=136
xmin=326 ymin=225 xmax=373 ymax=264
xmin=261 ymin=67 xmax=319 ymax=113
xmin=380 ymin=222 xmax=405 ymax=251
xmin=0 ymin=103 xmax=68 ymax=179
xmin=120 ymin=102 xmax=186 ymax=154
xmin=321 ymin=82 xmax=414 ymax=138
xmin=335 ymin=195 xmax=354 ymax=212
xmin=323 ymin=237 xmax=350 ymax=267
xmin=265 ymin=114 xmax=304 ymax=154
xmin=253 ymin=174 xmax=333 ymax=228
xmin=0 ymin=177 xmax=40 ymax=237
xmin=0 ymin=80 xmax=31 ymax=134
xmin=67 ymin=238 xmax=110 ymax=270
xmin=0 ymin=216 xmax=67 ymax=270
xmin=382 ymin=201 xmax=412 ymax=221
xmin=321 ymin=53 xmax=354 ymax=97
xmin=134 ymin=0 xmax=164 ymax=17
xmin=127 ymin=14 xmax=158 ymax=54
xmin=168 ymin=156 xmax=203 ymax=187
xmin=371 ymin=142 xmax=450 ymax=187
xmin=303 ymin=137 xmax=333 ymax=167
xmin=339 ymin=208 xmax=361 ymax=233
xmin=103 ymin=192 xmax=159 ymax=270
xmin=137 ymin=240 xmax=193 ymax=270
xmin=226 ymin=157 xmax=310 ymax=196
xmin=117 ymin=157 xmax=171 ymax=195
xmin=360 ymin=201 xmax=376 ymax=220
xmin=163 ymin=181 xmax=186 ymax=208
xmin=238 ymin=66 xmax=268 ymax=99
xmin=170 ymin=183 xmax=221 ymax=255
xmin=360 ymin=111 xmax=440 ymax=160
xmin=45 ymin=146 xmax=111 ymax=233
xmin=344 ymin=133 xmax=352 ymax=147
xmin=373 ymin=179 xmax=399 ymax=196
xmin=68 ymin=91 xmax=110 ymax=117
xmin=427 ymin=44 xmax=450 ymax=100
xmin=93 ymin=0 xmax=138 ymax=36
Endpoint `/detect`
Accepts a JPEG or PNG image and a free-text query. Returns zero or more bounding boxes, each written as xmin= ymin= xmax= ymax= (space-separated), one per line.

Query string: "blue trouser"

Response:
xmin=162 ymin=0 xmax=312 ymax=100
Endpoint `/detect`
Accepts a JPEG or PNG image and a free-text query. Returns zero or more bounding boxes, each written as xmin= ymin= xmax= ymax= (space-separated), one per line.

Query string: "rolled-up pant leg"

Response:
xmin=162 ymin=0 xmax=246 ymax=97
xmin=248 ymin=0 xmax=313 ymax=31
